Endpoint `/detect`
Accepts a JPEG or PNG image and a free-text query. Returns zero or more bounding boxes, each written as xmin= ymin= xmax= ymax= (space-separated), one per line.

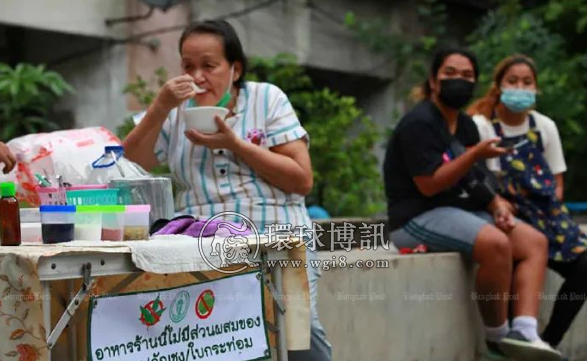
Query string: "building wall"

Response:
xmin=12 ymin=28 xmax=128 ymax=132
xmin=120 ymin=0 xmax=410 ymax=138
xmin=0 ymin=0 xmax=127 ymax=38
xmin=1 ymin=0 xmax=480 ymax=164
xmin=188 ymin=0 xmax=394 ymax=78
xmin=125 ymin=0 xmax=191 ymax=111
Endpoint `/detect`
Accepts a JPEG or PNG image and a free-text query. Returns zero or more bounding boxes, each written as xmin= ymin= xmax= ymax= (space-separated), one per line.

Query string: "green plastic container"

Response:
xmin=74 ymin=205 xmax=104 ymax=241
xmin=100 ymin=205 xmax=125 ymax=241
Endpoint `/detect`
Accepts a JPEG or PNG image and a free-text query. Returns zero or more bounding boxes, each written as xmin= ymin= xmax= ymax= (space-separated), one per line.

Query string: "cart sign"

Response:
xmin=196 ymin=289 xmax=215 ymax=320
xmin=88 ymin=271 xmax=269 ymax=361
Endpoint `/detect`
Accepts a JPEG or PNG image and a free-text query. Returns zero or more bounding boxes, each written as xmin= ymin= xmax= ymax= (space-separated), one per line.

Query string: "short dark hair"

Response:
xmin=179 ymin=19 xmax=247 ymax=87
xmin=421 ymin=47 xmax=479 ymax=98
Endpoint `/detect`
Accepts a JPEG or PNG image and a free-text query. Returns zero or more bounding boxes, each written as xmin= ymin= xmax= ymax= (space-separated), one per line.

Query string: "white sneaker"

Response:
xmin=499 ymin=330 xmax=562 ymax=361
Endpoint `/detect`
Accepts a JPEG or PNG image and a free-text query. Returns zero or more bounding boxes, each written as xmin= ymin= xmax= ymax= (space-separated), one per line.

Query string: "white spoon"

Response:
xmin=191 ymin=82 xmax=207 ymax=94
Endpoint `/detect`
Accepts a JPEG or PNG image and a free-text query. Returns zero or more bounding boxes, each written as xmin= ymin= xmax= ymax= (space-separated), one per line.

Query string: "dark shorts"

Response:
xmin=390 ymin=207 xmax=496 ymax=257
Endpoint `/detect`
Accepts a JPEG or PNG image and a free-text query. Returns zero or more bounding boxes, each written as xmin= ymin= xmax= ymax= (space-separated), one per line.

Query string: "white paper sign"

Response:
xmin=89 ymin=271 xmax=269 ymax=361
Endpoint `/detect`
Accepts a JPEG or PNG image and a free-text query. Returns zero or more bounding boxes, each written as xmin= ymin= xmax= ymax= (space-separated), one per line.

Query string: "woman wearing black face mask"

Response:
xmin=383 ymin=48 xmax=561 ymax=361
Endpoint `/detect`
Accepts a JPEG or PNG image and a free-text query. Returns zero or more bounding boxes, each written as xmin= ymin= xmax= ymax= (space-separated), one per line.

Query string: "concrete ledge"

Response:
xmin=316 ymin=249 xmax=587 ymax=361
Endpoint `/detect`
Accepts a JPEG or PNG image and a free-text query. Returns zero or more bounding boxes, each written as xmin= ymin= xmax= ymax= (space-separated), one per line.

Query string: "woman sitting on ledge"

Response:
xmin=469 ymin=54 xmax=587 ymax=356
xmin=384 ymin=47 xmax=560 ymax=361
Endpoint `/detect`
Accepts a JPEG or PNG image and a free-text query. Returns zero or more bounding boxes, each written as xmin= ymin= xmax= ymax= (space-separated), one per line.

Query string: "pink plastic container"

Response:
xmin=36 ymin=187 xmax=66 ymax=205
xmin=68 ymin=184 xmax=108 ymax=191
xmin=123 ymin=205 xmax=151 ymax=241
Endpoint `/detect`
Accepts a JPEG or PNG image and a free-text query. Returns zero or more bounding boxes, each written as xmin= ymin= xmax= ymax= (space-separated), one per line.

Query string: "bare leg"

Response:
xmin=508 ymin=223 xmax=548 ymax=317
xmin=472 ymin=224 xmax=513 ymax=327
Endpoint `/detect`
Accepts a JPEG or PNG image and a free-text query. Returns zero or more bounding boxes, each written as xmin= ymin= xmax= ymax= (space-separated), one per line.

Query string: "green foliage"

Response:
xmin=117 ymin=66 xmax=168 ymax=141
xmin=118 ymin=67 xmax=170 ymax=175
xmin=541 ymin=0 xmax=587 ymax=33
xmin=468 ymin=11 xmax=587 ymax=199
xmin=248 ymin=54 xmax=385 ymax=217
xmin=347 ymin=0 xmax=587 ymax=200
xmin=122 ymin=67 xmax=168 ymax=107
xmin=344 ymin=0 xmax=447 ymax=86
xmin=0 ymin=63 xmax=74 ymax=140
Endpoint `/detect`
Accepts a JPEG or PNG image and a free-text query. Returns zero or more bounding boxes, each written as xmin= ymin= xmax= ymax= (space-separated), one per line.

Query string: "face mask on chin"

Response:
xmin=216 ymin=65 xmax=235 ymax=108
xmin=189 ymin=65 xmax=235 ymax=108
xmin=438 ymin=78 xmax=476 ymax=109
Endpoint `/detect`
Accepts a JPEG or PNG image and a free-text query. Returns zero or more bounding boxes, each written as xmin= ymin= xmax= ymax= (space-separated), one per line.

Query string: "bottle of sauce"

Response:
xmin=1 ymin=182 xmax=21 ymax=246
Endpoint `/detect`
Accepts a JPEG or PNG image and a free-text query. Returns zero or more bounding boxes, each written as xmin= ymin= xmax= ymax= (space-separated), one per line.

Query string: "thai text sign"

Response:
xmin=88 ymin=271 xmax=269 ymax=361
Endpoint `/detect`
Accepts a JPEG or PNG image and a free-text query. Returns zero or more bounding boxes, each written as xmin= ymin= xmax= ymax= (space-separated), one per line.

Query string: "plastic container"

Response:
xmin=109 ymin=177 xmax=174 ymax=225
xmin=101 ymin=205 xmax=125 ymax=241
xmin=124 ymin=205 xmax=151 ymax=241
xmin=68 ymin=184 xmax=108 ymax=191
xmin=74 ymin=205 xmax=103 ymax=241
xmin=20 ymin=208 xmax=41 ymax=223
xmin=40 ymin=205 xmax=76 ymax=244
xmin=36 ymin=186 xmax=67 ymax=205
xmin=66 ymin=188 xmax=119 ymax=206
xmin=21 ymin=223 xmax=42 ymax=243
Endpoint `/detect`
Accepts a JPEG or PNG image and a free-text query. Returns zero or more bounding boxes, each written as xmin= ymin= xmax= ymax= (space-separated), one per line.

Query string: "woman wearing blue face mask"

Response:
xmin=469 ymin=54 xmax=587 ymax=354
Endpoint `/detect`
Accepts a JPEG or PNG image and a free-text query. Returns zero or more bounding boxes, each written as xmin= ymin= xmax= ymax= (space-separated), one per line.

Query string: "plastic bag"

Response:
xmin=86 ymin=145 xmax=149 ymax=184
xmin=88 ymin=146 xmax=174 ymax=223
xmin=0 ymin=127 xmax=120 ymax=206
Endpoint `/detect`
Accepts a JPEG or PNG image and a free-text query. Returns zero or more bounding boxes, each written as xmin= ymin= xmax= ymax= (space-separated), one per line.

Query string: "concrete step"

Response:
xmin=316 ymin=249 xmax=587 ymax=361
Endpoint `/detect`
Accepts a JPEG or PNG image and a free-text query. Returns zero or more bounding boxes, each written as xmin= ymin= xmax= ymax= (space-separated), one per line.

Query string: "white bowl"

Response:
xmin=181 ymin=106 xmax=229 ymax=134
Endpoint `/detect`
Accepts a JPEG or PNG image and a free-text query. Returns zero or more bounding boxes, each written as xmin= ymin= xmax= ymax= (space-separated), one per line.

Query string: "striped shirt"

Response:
xmin=152 ymin=81 xmax=312 ymax=233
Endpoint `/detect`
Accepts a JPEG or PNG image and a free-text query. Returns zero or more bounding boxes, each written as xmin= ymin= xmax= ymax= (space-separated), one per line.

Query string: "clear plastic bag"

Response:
xmin=89 ymin=145 xmax=175 ymax=224
xmin=86 ymin=146 xmax=150 ymax=185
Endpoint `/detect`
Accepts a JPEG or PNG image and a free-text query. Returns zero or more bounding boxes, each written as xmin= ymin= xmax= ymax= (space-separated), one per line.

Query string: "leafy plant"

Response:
xmin=344 ymin=0 xmax=447 ymax=89
xmin=248 ymin=54 xmax=385 ymax=216
xmin=123 ymin=67 xmax=168 ymax=107
xmin=0 ymin=63 xmax=74 ymax=140
xmin=542 ymin=0 xmax=587 ymax=33
xmin=117 ymin=66 xmax=170 ymax=175
xmin=116 ymin=66 xmax=168 ymax=140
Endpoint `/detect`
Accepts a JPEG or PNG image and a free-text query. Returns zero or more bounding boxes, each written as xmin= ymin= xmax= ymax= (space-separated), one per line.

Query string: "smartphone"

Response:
xmin=498 ymin=139 xmax=528 ymax=150
xmin=497 ymin=139 xmax=516 ymax=150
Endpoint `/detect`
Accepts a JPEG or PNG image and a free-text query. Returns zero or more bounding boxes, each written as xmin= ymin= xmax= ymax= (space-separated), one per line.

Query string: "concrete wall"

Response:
xmin=12 ymin=28 xmax=129 ymax=132
xmin=0 ymin=0 xmax=127 ymax=38
xmin=0 ymin=0 xmax=480 ymax=154
xmin=317 ymin=250 xmax=587 ymax=361
xmin=54 ymin=46 xmax=129 ymax=131
xmin=189 ymin=0 xmax=392 ymax=78
xmin=0 ymin=0 xmax=191 ymax=132
xmin=125 ymin=0 xmax=190 ymax=111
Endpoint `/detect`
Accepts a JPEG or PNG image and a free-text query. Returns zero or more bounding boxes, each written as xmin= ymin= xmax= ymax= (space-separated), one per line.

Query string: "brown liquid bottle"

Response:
xmin=0 ymin=182 xmax=21 ymax=246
